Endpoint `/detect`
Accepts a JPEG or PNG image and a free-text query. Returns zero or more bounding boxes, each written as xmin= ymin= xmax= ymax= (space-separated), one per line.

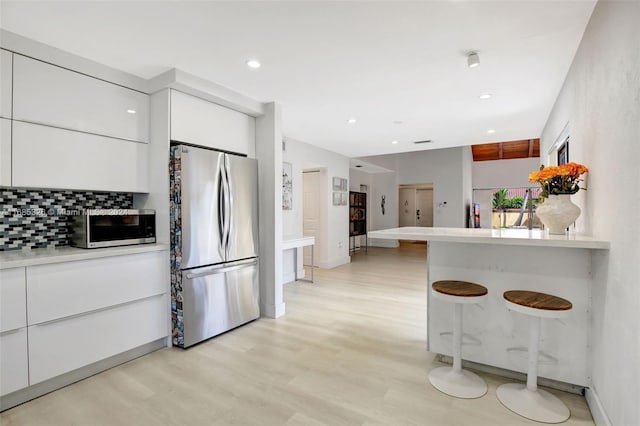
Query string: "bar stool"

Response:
xmin=429 ymin=280 xmax=488 ymax=399
xmin=497 ymin=290 xmax=572 ymax=423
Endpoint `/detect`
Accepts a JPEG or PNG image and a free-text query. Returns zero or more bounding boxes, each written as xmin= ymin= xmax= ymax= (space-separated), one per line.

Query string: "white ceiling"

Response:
xmin=0 ymin=1 xmax=596 ymax=158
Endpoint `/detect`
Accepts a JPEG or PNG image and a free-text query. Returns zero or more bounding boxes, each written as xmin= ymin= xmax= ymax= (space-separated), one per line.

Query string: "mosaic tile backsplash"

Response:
xmin=0 ymin=188 xmax=133 ymax=251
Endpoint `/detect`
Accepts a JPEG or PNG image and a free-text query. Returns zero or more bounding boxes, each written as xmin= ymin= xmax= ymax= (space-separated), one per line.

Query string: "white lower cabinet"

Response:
xmin=28 ymin=294 xmax=167 ymax=385
xmin=0 ymin=267 xmax=29 ymax=396
xmin=27 ymin=252 xmax=166 ymax=325
xmin=12 ymin=121 xmax=149 ymax=193
xmin=24 ymin=250 xmax=169 ymax=385
xmin=0 ymin=328 xmax=29 ymax=396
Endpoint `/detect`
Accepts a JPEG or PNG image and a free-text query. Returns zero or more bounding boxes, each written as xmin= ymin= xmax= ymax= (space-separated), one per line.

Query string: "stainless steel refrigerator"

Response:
xmin=170 ymin=144 xmax=259 ymax=348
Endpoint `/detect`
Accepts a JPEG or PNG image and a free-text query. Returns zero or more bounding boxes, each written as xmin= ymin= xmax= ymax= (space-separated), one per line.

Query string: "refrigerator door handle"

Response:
xmin=185 ymin=258 xmax=258 ymax=279
xmin=217 ymin=168 xmax=225 ymax=253
xmin=223 ymin=156 xmax=232 ymax=257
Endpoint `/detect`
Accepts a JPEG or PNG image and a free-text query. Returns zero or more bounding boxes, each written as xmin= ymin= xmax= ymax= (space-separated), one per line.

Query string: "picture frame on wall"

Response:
xmin=282 ymin=162 xmax=293 ymax=210
xmin=332 ymin=191 xmax=341 ymax=206
xmin=332 ymin=177 xmax=342 ymax=191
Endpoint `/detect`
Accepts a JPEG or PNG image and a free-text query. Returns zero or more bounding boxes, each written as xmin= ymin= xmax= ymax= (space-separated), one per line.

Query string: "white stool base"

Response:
xmin=428 ymin=366 xmax=487 ymax=399
xmin=497 ymin=383 xmax=570 ymax=423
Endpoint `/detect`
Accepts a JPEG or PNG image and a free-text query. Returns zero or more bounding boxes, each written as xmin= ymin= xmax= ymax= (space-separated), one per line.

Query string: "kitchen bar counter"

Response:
xmin=368 ymin=227 xmax=609 ymax=249
xmin=368 ymin=226 xmax=609 ymax=388
xmin=0 ymin=243 xmax=169 ymax=269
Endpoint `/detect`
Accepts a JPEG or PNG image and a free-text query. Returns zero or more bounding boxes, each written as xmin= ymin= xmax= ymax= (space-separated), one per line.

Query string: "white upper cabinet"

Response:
xmin=12 ymin=121 xmax=149 ymax=193
xmin=13 ymin=55 xmax=149 ymax=142
xmin=170 ymin=90 xmax=255 ymax=155
xmin=0 ymin=50 xmax=12 ymax=119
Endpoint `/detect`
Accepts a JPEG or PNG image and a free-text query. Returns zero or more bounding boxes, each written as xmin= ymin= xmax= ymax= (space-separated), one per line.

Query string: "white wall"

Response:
xmin=255 ymin=103 xmax=285 ymax=319
xmin=363 ymin=146 xmax=472 ymax=229
xmin=281 ymin=138 xmax=350 ymax=282
xmin=540 ymin=1 xmax=640 ymax=424
xmin=472 ymin=157 xmax=541 ymax=189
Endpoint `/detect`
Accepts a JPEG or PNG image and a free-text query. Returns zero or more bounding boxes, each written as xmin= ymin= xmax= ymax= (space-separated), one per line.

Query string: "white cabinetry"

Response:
xmin=12 ymin=121 xmax=149 ymax=192
xmin=27 ymin=252 xmax=166 ymax=324
xmin=0 ymin=268 xmax=29 ymax=396
xmin=0 ymin=118 xmax=10 ymax=186
xmin=13 ymin=55 xmax=149 ymax=142
xmin=171 ymin=90 xmax=255 ymax=155
xmin=25 ymin=250 xmax=169 ymax=385
xmin=28 ymin=295 xmax=166 ymax=384
xmin=0 ymin=50 xmax=11 ymax=119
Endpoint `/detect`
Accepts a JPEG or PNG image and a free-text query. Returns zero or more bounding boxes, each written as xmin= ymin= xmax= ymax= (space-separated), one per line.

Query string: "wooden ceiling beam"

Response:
xmin=498 ymin=143 xmax=503 ymax=160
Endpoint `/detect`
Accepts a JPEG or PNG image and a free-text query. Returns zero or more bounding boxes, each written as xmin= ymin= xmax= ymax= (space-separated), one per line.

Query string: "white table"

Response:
xmin=282 ymin=236 xmax=315 ymax=283
xmin=368 ymin=227 xmax=609 ymax=387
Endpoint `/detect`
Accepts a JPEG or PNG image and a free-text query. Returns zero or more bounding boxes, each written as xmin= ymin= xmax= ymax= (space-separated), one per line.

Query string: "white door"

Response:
xmin=398 ymin=188 xmax=416 ymax=227
xmin=416 ymin=189 xmax=434 ymax=227
xmin=303 ymin=171 xmax=320 ymax=266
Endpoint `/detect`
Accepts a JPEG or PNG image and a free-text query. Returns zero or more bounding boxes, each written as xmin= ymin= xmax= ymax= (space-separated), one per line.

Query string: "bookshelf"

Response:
xmin=349 ymin=191 xmax=367 ymax=253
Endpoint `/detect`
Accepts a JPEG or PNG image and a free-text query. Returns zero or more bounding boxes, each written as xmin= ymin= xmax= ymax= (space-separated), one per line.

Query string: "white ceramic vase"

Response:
xmin=535 ymin=194 xmax=581 ymax=235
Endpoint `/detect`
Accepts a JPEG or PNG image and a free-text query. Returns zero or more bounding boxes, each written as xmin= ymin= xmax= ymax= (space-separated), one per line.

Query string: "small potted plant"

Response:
xmin=528 ymin=162 xmax=588 ymax=234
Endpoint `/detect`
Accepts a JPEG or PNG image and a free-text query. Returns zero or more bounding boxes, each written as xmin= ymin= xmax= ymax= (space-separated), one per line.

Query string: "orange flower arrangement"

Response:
xmin=529 ymin=162 xmax=588 ymax=200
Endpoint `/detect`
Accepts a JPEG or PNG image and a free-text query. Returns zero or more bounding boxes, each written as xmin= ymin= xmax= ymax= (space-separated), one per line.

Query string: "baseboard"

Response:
xmin=585 ymin=387 xmax=612 ymax=426
xmin=368 ymin=238 xmax=399 ymax=248
xmin=435 ymin=354 xmax=585 ymax=395
xmin=321 ymin=256 xmax=350 ymax=269
xmin=261 ymin=302 xmax=286 ymax=319
xmin=0 ymin=338 xmax=167 ymax=412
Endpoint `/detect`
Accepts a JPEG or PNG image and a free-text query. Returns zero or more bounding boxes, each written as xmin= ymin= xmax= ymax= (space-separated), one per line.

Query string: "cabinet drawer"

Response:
xmin=170 ymin=90 xmax=255 ymax=155
xmin=0 ymin=118 xmax=10 ymax=186
xmin=0 ymin=50 xmax=11 ymax=119
xmin=0 ymin=328 xmax=29 ymax=395
xmin=27 ymin=251 xmax=168 ymax=325
xmin=0 ymin=267 xmax=26 ymax=333
xmin=12 ymin=121 xmax=148 ymax=193
xmin=13 ymin=55 xmax=149 ymax=142
xmin=28 ymin=294 xmax=167 ymax=384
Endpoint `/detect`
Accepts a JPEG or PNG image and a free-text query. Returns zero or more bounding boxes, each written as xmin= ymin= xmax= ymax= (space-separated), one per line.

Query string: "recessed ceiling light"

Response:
xmin=487 ymin=129 xmax=496 ymax=134
xmin=347 ymin=118 xmax=357 ymax=124
xmin=391 ymin=140 xmax=399 ymax=145
xmin=479 ymin=93 xmax=492 ymax=100
xmin=467 ymin=52 xmax=480 ymax=68
xmin=392 ymin=120 xmax=403 ymax=125
xmin=246 ymin=59 xmax=261 ymax=69
xmin=126 ymin=109 xmax=136 ymax=114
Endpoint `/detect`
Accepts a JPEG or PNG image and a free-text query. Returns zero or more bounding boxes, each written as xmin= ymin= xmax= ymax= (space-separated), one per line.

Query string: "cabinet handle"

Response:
xmin=0 ymin=327 xmax=24 ymax=336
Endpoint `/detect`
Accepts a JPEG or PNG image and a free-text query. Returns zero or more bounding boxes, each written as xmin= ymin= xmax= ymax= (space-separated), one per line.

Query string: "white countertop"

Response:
xmin=0 ymin=243 xmax=169 ymax=269
xmin=368 ymin=227 xmax=609 ymax=250
xmin=282 ymin=236 xmax=315 ymax=250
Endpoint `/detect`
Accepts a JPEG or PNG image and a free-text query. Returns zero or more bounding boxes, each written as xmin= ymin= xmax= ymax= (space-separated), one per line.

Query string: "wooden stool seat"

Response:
xmin=503 ymin=290 xmax=572 ymax=319
xmin=433 ymin=281 xmax=488 ymax=298
xmin=503 ymin=290 xmax=572 ymax=311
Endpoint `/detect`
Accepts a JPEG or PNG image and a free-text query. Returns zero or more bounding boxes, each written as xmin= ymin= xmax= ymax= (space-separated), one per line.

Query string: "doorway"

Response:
xmin=398 ymin=184 xmax=434 ymax=227
xmin=302 ymin=171 xmax=321 ymax=267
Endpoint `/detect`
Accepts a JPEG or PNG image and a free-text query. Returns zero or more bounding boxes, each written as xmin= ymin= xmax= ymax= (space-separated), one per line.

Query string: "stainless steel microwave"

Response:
xmin=70 ymin=209 xmax=156 ymax=248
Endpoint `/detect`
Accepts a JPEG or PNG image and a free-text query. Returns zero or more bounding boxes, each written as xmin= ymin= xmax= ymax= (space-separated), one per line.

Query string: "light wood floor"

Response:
xmin=1 ymin=244 xmax=594 ymax=425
